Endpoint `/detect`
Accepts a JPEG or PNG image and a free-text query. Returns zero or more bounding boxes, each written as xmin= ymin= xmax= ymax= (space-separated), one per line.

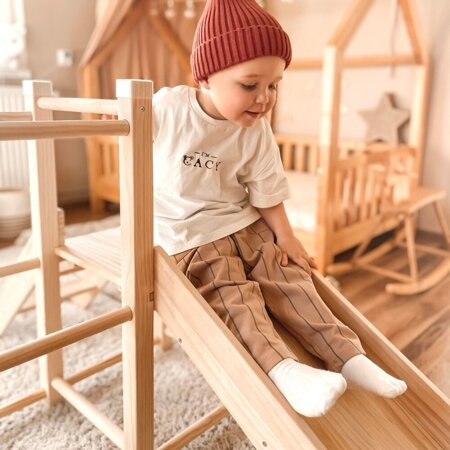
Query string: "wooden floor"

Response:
xmin=2 ymin=202 xmax=448 ymax=398
xmin=335 ymin=231 xmax=450 ymax=398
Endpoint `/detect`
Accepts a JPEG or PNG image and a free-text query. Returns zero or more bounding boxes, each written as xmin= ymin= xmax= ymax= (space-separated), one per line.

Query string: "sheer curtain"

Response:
xmin=0 ymin=0 xmax=26 ymax=70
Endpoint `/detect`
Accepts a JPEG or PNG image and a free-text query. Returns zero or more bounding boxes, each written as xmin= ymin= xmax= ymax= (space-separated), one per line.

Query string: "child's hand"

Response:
xmin=276 ymin=235 xmax=318 ymax=274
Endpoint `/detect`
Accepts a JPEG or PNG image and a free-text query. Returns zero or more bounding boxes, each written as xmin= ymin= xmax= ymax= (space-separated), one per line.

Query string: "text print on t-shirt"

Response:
xmin=182 ymin=152 xmax=222 ymax=171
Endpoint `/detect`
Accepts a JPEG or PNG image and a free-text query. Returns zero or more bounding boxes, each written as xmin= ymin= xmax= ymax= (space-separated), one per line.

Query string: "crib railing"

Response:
xmin=276 ymin=134 xmax=366 ymax=174
xmin=332 ymin=146 xmax=415 ymax=231
xmin=276 ymin=133 xmax=417 ymax=270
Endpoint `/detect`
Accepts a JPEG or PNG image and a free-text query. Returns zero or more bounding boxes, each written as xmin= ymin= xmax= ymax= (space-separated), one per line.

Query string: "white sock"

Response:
xmin=341 ymin=354 xmax=407 ymax=398
xmin=268 ymin=358 xmax=347 ymax=417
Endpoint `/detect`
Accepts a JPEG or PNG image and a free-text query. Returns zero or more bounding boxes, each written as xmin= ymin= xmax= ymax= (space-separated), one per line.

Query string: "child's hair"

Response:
xmin=191 ymin=0 xmax=292 ymax=83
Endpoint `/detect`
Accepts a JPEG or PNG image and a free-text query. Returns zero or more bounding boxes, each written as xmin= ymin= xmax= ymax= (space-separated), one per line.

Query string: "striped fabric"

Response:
xmin=172 ymin=219 xmax=364 ymax=373
xmin=191 ymin=0 xmax=292 ymax=83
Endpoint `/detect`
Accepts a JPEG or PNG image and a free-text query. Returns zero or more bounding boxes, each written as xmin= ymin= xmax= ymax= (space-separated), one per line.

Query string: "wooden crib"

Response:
xmin=276 ymin=134 xmax=415 ymax=271
xmin=0 ymin=79 xmax=449 ymax=449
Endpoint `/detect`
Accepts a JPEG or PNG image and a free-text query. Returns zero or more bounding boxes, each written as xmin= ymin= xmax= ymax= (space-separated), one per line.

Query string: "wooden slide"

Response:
xmin=155 ymin=246 xmax=450 ymax=449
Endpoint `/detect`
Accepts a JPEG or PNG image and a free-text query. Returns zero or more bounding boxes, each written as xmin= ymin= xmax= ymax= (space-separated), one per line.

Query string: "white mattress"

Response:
xmin=284 ymin=171 xmax=318 ymax=233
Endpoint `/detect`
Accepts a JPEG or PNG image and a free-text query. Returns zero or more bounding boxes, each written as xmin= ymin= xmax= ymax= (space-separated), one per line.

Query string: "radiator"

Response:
xmin=0 ymin=85 xmax=28 ymax=188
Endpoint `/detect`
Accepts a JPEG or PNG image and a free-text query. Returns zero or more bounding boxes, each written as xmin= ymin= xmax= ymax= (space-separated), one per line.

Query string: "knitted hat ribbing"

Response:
xmin=191 ymin=0 xmax=292 ymax=83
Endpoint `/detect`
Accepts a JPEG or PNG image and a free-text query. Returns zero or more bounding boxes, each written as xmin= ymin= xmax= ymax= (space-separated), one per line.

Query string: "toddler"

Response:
xmin=153 ymin=0 xmax=407 ymax=417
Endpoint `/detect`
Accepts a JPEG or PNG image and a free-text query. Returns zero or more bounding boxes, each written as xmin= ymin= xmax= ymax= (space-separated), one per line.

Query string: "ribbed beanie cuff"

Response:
xmin=191 ymin=0 xmax=292 ymax=83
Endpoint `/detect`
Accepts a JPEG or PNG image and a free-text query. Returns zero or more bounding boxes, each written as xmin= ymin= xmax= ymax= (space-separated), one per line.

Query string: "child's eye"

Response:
xmin=269 ymin=84 xmax=278 ymax=91
xmin=240 ymin=83 xmax=256 ymax=91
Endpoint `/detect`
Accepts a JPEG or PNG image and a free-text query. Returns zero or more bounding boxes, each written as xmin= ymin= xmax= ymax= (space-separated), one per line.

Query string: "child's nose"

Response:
xmin=256 ymin=91 xmax=269 ymax=104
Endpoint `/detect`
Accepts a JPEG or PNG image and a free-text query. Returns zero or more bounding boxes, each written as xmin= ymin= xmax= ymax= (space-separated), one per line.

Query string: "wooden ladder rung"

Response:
xmin=0 ymin=353 xmax=122 ymax=418
xmin=0 ymin=307 xmax=131 ymax=372
xmin=0 ymin=258 xmax=40 ymax=278
xmin=158 ymin=404 xmax=229 ymax=450
xmin=52 ymin=377 xmax=124 ymax=449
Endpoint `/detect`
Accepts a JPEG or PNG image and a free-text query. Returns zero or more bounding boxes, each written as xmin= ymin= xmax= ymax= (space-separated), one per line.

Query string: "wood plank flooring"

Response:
xmin=335 ymin=232 xmax=450 ymax=398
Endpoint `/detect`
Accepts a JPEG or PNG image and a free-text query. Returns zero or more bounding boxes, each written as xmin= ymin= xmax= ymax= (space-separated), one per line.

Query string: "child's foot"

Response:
xmin=268 ymin=358 xmax=347 ymax=417
xmin=341 ymin=354 xmax=407 ymax=398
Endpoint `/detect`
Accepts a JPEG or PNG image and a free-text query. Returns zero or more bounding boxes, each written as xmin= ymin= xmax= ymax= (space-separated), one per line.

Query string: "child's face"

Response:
xmin=198 ymin=56 xmax=285 ymax=128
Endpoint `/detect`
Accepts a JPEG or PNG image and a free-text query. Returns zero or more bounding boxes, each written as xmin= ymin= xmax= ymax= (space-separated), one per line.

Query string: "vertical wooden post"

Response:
xmin=317 ymin=0 xmax=373 ymax=272
xmin=398 ymin=0 xmax=431 ymax=187
xmin=22 ymin=80 xmax=63 ymax=404
xmin=117 ymin=79 xmax=154 ymax=450
xmin=317 ymin=46 xmax=343 ymax=272
xmin=409 ymin=63 xmax=430 ymax=185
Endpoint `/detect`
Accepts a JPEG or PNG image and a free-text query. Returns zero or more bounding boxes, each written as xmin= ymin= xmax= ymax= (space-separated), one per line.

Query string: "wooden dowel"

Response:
xmin=0 ymin=354 xmax=123 ymax=417
xmin=37 ymin=97 xmax=118 ymax=115
xmin=0 ymin=257 xmax=40 ymax=278
xmin=52 ymin=377 xmax=124 ymax=449
xmin=0 ymin=120 xmax=129 ymax=141
xmin=157 ymin=405 xmax=229 ymax=450
xmin=0 ymin=112 xmax=33 ymax=121
xmin=397 ymin=242 xmax=450 ymax=258
xmin=0 ymin=389 xmax=47 ymax=418
xmin=359 ymin=263 xmax=412 ymax=282
xmin=289 ymin=54 xmax=415 ymax=70
xmin=0 ymin=307 xmax=132 ymax=372
xmin=66 ymin=353 xmax=122 ymax=385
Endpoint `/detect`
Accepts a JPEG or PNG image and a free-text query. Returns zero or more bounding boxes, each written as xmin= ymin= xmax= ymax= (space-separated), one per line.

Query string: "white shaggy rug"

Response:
xmin=0 ymin=217 xmax=254 ymax=449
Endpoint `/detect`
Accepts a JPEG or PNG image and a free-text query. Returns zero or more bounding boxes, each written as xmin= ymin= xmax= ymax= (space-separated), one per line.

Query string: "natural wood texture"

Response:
xmin=0 ymin=111 xmax=32 ymax=121
xmin=398 ymin=0 xmax=429 ymax=64
xmin=52 ymin=377 xmax=125 ymax=449
xmin=0 ymin=210 xmax=65 ymax=335
xmin=55 ymin=228 xmax=122 ymax=285
xmin=327 ymin=0 xmax=374 ymax=49
xmin=1 ymin=78 xmax=447 ymax=448
xmin=0 ymin=79 xmax=155 ymax=449
xmin=37 ymin=97 xmax=118 ymax=115
xmin=0 ymin=353 xmax=122 ymax=418
xmin=117 ymin=79 xmax=154 ymax=450
xmin=318 ymin=45 xmax=342 ymax=271
xmin=0 ymin=389 xmax=47 ymax=418
xmin=0 ymin=119 xmax=129 ymax=141
xmin=0 ymin=257 xmax=39 ymax=277
xmin=154 ymin=246 xmax=450 ymax=449
xmin=289 ymin=54 xmax=416 ymax=69
xmin=0 ymin=239 xmax=36 ymax=333
xmin=157 ymin=405 xmax=229 ymax=450
xmin=154 ymin=247 xmax=324 ymax=450
xmin=23 ymin=80 xmax=63 ymax=404
xmin=83 ymin=1 xmax=431 ymax=278
xmin=337 ymin=231 xmax=450 ymax=398
xmin=314 ymin=0 xmax=428 ymax=272
xmin=277 ymin=136 xmax=417 ymax=269
xmin=328 ymin=178 xmax=450 ymax=295
xmin=0 ymin=307 xmax=132 ymax=372
xmin=81 ymin=3 xmax=198 ymax=213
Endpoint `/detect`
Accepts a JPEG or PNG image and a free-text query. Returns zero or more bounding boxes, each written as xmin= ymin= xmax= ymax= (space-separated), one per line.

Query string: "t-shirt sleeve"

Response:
xmin=240 ymin=119 xmax=290 ymax=208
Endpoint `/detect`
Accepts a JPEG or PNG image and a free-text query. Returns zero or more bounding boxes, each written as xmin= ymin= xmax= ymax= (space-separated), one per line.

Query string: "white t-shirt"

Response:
xmin=153 ymin=85 xmax=290 ymax=255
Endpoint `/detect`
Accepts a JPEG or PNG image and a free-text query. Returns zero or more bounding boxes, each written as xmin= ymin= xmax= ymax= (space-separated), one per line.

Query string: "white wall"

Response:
xmin=269 ymin=0 xmax=450 ymax=233
xmin=23 ymin=0 xmax=96 ymax=205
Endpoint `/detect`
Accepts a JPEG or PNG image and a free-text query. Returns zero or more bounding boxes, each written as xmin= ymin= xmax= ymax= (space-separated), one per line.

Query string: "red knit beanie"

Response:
xmin=191 ymin=0 xmax=292 ymax=83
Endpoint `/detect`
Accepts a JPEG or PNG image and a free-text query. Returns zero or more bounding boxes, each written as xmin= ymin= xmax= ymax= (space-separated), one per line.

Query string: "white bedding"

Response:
xmin=284 ymin=171 xmax=318 ymax=233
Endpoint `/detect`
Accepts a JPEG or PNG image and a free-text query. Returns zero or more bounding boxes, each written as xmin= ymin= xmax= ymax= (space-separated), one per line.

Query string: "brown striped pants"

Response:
xmin=172 ymin=219 xmax=364 ymax=373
